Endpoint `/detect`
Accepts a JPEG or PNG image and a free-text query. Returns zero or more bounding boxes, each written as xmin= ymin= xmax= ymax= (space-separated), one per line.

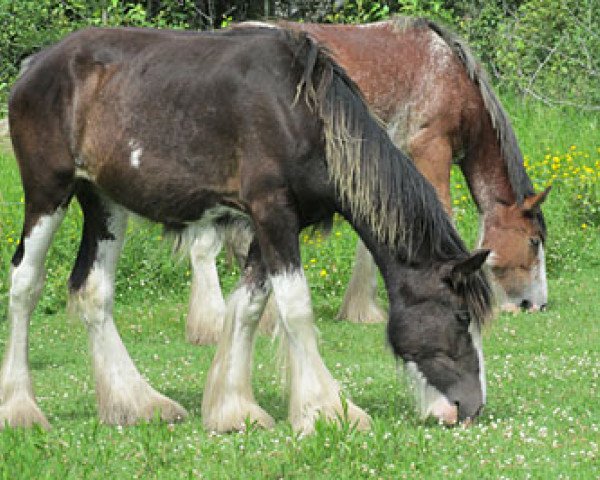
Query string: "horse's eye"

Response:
xmin=456 ymin=311 xmax=470 ymax=325
xmin=529 ymin=237 xmax=541 ymax=250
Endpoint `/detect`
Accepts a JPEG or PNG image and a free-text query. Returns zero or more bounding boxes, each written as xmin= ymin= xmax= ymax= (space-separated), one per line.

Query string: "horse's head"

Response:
xmin=386 ymin=250 xmax=492 ymax=425
xmin=480 ymin=187 xmax=550 ymax=312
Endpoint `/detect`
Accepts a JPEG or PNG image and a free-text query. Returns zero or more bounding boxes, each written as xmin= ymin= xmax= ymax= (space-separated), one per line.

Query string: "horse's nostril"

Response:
xmin=520 ymin=299 xmax=532 ymax=310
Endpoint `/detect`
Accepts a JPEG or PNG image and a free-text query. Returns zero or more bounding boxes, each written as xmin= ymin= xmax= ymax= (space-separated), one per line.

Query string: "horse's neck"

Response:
xmin=345 ymin=213 xmax=420 ymax=295
xmin=460 ymin=123 xmax=517 ymax=213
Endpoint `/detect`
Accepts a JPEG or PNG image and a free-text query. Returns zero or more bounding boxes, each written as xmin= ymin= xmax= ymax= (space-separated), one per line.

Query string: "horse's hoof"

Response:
xmin=0 ymin=394 xmax=51 ymax=430
xmin=291 ymin=399 xmax=372 ymax=435
xmin=203 ymin=399 xmax=275 ymax=433
xmin=186 ymin=327 xmax=221 ymax=346
xmin=337 ymin=302 xmax=386 ymax=324
xmin=99 ymin=391 xmax=187 ymax=425
xmin=186 ymin=315 xmax=223 ymax=346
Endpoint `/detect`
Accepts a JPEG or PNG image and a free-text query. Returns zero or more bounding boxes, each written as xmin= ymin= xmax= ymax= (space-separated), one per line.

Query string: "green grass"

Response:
xmin=0 ymin=99 xmax=599 ymax=478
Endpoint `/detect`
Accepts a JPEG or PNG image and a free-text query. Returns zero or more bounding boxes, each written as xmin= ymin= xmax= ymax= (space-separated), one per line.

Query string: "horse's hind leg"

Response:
xmin=336 ymin=240 xmax=386 ymax=324
xmin=186 ymin=222 xmax=277 ymax=345
xmin=0 ymin=206 xmax=67 ymax=429
xmin=70 ymin=189 xmax=187 ymax=425
xmin=202 ymin=238 xmax=274 ymax=432
xmin=186 ymin=227 xmax=227 ymax=345
xmin=220 ymin=229 xmax=279 ymax=337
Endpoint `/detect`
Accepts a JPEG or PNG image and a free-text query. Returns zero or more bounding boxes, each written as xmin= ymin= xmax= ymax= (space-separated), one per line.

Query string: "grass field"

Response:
xmin=0 ymin=99 xmax=598 ymax=478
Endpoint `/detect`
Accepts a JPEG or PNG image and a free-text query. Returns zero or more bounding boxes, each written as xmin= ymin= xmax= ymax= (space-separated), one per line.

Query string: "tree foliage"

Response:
xmin=1 ymin=0 xmax=598 ymax=115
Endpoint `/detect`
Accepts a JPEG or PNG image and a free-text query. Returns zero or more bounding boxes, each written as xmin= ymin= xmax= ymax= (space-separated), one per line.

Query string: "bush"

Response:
xmin=1 ymin=1 xmax=598 ymax=115
xmin=459 ymin=0 xmax=600 ymax=109
xmin=0 ymin=0 xmax=197 ymax=117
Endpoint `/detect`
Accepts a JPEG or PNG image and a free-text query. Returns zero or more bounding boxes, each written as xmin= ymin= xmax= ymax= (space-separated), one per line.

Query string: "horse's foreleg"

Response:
xmin=251 ymin=198 xmax=370 ymax=434
xmin=220 ymin=227 xmax=279 ymax=337
xmin=270 ymin=268 xmax=369 ymax=434
xmin=0 ymin=208 xmax=66 ymax=429
xmin=336 ymin=240 xmax=386 ymax=324
xmin=201 ymin=239 xmax=274 ymax=432
xmin=186 ymin=228 xmax=226 ymax=345
xmin=70 ymin=191 xmax=186 ymax=425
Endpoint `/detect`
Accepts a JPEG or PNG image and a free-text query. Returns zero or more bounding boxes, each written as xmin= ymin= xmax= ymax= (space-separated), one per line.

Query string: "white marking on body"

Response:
xmin=202 ymin=283 xmax=273 ymax=431
xmin=271 ymin=271 xmax=370 ymax=433
xmin=128 ymin=139 xmax=142 ymax=169
xmin=403 ymin=361 xmax=457 ymax=425
xmin=468 ymin=321 xmax=486 ymax=403
xmin=0 ymin=209 xmax=66 ymax=428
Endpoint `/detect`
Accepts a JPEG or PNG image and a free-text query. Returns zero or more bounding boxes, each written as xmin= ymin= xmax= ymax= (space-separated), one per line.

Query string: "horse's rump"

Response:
xmin=10 ymin=27 xmax=335 ymax=230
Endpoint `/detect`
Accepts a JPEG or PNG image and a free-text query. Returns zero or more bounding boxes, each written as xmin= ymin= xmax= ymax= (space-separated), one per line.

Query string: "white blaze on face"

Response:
xmin=402 ymin=362 xmax=457 ymax=425
xmin=487 ymin=245 xmax=548 ymax=312
xmin=128 ymin=140 xmax=142 ymax=169
xmin=468 ymin=320 xmax=486 ymax=403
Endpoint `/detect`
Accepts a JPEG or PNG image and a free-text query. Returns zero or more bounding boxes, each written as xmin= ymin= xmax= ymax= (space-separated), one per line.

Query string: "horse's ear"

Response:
xmin=523 ymin=185 xmax=551 ymax=212
xmin=451 ymin=249 xmax=490 ymax=279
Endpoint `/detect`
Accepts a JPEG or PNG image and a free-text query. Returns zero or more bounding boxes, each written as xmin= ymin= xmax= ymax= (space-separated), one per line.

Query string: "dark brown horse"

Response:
xmin=3 ymin=26 xmax=492 ymax=433
xmin=184 ymin=18 xmax=547 ymax=335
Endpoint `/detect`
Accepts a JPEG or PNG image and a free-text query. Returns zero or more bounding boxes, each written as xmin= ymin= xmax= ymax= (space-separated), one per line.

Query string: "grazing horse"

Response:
xmin=2 ymin=26 xmax=493 ymax=433
xmin=185 ymin=17 xmax=548 ymax=344
xmin=282 ymin=18 xmax=550 ymax=315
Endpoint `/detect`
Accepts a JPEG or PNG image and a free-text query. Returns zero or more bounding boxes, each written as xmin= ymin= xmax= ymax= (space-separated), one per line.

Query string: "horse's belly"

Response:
xmin=76 ymin=141 xmax=243 ymax=226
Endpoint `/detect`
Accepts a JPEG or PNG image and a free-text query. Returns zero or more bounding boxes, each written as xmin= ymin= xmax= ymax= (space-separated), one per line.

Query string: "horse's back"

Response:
xmin=278 ymin=19 xmax=483 ymax=150
xmin=8 ymin=27 xmax=322 ymax=226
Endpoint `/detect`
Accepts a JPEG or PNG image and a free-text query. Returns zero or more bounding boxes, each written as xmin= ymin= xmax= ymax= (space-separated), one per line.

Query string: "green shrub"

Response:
xmin=324 ymin=0 xmax=456 ymax=25
xmin=0 ymin=0 xmax=196 ymax=117
xmin=461 ymin=0 xmax=599 ymax=109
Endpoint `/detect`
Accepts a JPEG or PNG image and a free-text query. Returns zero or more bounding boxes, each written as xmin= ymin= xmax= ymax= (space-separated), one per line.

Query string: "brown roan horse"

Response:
xmin=184 ymin=17 xmax=548 ymax=342
xmin=4 ymin=26 xmax=493 ymax=432
xmin=284 ymin=18 xmax=550 ymax=314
